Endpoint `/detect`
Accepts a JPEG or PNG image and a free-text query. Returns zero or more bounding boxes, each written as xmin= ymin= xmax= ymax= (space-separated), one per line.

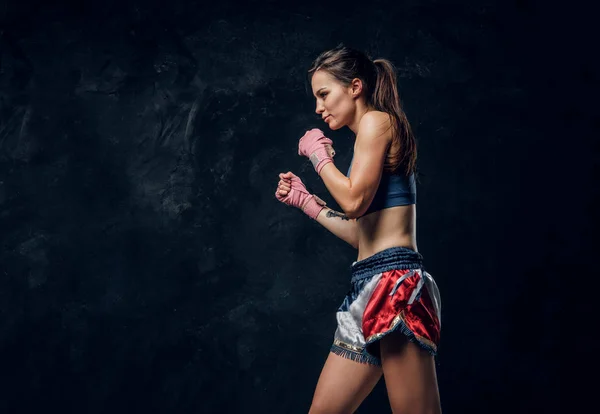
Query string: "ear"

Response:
xmin=349 ymin=78 xmax=363 ymax=99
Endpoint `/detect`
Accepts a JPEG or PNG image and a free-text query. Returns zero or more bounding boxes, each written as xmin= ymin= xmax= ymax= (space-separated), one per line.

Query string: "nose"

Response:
xmin=315 ymin=99 xmax=325 ymax=115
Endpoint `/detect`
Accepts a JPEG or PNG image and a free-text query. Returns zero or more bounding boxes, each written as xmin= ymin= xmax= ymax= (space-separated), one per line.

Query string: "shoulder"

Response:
xmin=358 ymin=111 xmax=392 ymax=138
xmin=353 ymin=111 xmax=392 ymax=161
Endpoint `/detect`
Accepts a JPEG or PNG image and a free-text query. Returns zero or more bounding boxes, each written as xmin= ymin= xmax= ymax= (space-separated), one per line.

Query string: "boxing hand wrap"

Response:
xmin=301 ymin=194 xmax=327 ymax=220
xmin=275 ymin=172 xmax=327 ymax=220
xmin=298 ymin=128 xmax=336 ymax=174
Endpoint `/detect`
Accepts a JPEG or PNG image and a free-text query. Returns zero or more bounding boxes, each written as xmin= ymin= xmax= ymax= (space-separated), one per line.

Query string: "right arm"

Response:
xmin=315 ymin=207 xmax=358 ymax=249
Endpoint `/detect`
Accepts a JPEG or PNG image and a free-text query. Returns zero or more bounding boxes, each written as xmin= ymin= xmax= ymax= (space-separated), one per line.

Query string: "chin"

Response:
xmin=326 ymin=120 xmax=344 ymax=130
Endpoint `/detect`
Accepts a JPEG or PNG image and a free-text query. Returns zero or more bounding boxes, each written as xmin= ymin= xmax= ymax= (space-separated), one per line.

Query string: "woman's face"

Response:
xmin=311 ymin=70 xmax=357 ymax=130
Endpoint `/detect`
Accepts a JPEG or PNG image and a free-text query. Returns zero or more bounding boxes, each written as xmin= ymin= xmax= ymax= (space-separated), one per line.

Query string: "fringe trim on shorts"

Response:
xmin=330 ymin=343 xmax=381 ymax=366
xmin=365 ymin=312 xmax=438 ymax=357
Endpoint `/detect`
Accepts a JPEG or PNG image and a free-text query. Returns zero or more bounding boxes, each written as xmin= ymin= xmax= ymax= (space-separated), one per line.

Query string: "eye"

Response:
xmin=320 ymin=92 xmax=327 ymax=98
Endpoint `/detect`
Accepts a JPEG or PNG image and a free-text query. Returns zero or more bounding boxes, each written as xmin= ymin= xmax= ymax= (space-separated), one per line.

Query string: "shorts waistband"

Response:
xmin=350 ymin=246 xmax=423 ymax=282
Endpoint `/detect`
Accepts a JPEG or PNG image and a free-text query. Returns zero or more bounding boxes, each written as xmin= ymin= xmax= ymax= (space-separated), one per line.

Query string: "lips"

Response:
xmin=323 ymin=115 xmax=331 ymax=121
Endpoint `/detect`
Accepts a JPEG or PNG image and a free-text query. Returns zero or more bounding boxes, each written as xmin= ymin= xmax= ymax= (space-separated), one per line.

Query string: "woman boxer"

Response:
xmin=275 ymin=45 xmax=442 ymax=414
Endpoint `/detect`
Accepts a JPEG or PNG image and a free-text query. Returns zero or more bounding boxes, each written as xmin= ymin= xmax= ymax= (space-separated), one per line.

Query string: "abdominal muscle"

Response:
xmin=355 ymin=204 xmax=417 ymax=261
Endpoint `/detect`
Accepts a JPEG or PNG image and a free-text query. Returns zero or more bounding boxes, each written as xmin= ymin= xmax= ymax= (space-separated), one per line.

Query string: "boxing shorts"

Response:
xmin=330 ymin=246 xmax=442 ymax=366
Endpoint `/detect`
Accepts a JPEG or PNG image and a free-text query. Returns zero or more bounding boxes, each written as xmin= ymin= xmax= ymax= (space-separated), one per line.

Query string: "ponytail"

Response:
xmin=372 ymin=59 xmax=417 ymax=176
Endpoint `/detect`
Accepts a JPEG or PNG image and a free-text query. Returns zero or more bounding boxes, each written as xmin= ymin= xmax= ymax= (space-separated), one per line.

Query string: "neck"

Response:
xmin=348 ymin=102 xmax=373 ymax=134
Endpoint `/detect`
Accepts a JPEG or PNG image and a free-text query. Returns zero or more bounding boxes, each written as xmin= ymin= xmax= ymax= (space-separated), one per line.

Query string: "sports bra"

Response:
xmin=346 ymin=152 xmax=416 ymax=219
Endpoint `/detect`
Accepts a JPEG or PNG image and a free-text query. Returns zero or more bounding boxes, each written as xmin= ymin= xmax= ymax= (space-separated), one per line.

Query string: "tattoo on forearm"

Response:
xmin=326 ymin=210 xmax=350 ymax=221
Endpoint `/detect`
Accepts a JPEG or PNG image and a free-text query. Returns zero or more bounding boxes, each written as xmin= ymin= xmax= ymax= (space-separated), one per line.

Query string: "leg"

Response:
xmin=380 ymin=332 xmax=441 ymax=414
xmin=309 ymin=351 xmax=382 ymax=414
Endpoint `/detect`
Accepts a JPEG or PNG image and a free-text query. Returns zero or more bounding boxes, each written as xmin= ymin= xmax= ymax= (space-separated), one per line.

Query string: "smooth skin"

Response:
xmin=277 ymin=70 xmax=441 ymax=413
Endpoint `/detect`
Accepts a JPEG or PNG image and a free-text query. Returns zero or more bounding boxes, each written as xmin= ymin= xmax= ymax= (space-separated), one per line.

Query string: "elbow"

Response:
xmin=345 ymin=209 xmax=361 ymax=220
xmin=345 ymin=211 xmax=359 ymax=220
xmin=343 ymin=198 xmax=365 ymax=220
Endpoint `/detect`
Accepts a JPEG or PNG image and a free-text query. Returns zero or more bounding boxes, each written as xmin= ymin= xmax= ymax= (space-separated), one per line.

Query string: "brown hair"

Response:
xmin=307 ymin=44 xmax=417 ymax=176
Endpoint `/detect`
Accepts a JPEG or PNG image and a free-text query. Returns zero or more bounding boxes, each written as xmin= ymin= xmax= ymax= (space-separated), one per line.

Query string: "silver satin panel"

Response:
xmin=407 ymin=271 xmax=424 ymax=305
xmin=333 ymin=272 xmax=383 ymax=348
xmin=422 ymin=270 xmax=442 ymax=325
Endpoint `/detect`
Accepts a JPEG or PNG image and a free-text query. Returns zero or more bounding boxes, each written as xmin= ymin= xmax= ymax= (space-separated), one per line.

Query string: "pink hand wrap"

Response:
xmin=298 ymin=128 xmax=336 ymax=174
xmin=275 ymin=172 xmax=327 ymax=220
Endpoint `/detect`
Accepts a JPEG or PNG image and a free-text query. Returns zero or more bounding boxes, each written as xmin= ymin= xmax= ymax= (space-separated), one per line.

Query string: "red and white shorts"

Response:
xmin=330 ymin=247 xmax=441 ymax=366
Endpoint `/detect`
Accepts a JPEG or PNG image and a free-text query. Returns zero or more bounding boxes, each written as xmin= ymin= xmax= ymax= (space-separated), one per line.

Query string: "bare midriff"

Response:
xmin=355 ymin=204 xmax=417 ymax=261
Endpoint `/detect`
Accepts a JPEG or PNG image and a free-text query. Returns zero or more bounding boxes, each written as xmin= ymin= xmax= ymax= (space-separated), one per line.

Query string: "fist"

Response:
xmin=275 ymin=171 xmax=327 ymax=219
xmin=298 ymin=129 xmax=336 ymax=174
xmin=298 ymin=128 xmax=335 ymax=158
xmin=276 ymin=172 xmax=293 ymax=198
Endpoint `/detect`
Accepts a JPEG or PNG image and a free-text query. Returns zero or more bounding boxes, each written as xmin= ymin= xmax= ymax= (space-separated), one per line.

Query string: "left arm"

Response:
xmin=318 ymin=112 xmax=391 ymax=219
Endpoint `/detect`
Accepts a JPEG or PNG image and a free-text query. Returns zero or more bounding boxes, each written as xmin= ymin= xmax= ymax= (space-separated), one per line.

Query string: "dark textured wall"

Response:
xmin=0 ymin=0 xmax=595 ymax=413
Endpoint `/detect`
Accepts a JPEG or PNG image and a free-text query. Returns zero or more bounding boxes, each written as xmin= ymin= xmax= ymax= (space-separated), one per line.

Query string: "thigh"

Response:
xmin=309 ymin=352 xmax=382 ymax=414
xmin=380 ymin=332 xmax=441 ymax=414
